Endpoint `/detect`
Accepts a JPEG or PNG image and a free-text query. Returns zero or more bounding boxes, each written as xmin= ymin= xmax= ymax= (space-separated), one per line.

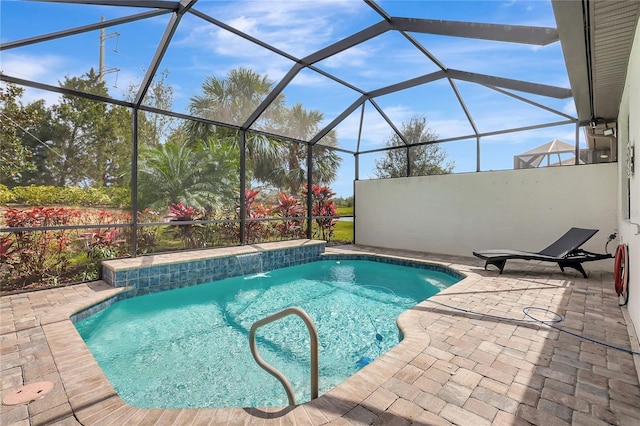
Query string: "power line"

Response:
xmin=0 ymin=112 xmax=64 ymax=159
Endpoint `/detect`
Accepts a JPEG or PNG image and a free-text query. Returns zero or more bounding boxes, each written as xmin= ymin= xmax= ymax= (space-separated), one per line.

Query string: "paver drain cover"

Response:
xmin=2 ymin=381 xmax=54 ymax=405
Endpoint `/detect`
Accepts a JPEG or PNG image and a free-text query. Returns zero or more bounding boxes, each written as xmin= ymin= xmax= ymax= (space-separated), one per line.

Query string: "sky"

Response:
xmin=0 ymin=0 xmax=583 ymax=198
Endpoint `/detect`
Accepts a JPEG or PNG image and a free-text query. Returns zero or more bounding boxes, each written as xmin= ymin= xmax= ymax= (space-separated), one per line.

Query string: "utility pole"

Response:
xmin=99 ymin=17 xmax=120 ymax=83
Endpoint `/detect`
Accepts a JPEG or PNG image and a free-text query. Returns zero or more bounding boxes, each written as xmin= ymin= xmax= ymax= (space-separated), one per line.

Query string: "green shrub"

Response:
xmin=11 ymin=185 xmax=60 ymax=205
xmin=105 ymin=187 xmax=131 ymax=208
xmin=5 ymin=185 xmax=130 ymax=208
xmin=0 ymin=184 xmax=16 ymax=204
xmin=59 ymin=187 xmax=109 ymax=205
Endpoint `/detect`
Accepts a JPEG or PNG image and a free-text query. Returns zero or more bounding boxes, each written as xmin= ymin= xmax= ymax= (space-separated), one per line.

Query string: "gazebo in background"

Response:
xmin=513 ymin=139 xmax=583 ymax=169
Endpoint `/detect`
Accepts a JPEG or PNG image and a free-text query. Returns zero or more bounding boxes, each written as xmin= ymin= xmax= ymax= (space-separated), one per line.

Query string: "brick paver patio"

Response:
xmin=1 ymin=245 xmax=639 ymax=425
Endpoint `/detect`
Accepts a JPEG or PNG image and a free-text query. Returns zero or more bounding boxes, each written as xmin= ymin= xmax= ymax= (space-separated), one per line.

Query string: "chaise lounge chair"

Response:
xmin=473 ymin=227 xmax=612 ymax=278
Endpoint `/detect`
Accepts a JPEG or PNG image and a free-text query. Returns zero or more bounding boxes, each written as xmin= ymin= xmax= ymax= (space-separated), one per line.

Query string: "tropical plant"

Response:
xmin=134 ymin=209 xmax=163 ymax=254
xmin=186 ymin=68 xmax=284 ymax=188
xmin=242 ymin=189 xmax=273 ymax=243
xmin=303 ymin=184 xmax=339 ymax=241
xmin=196 ymin=137 xmax=241 ymax=207
xmin=187 ymin=67 xmax=283 ymax=132
xmin=1 ymin=207 xmax=83 ymax=289
xmin=136 ymin=137 xmax=238 ymax=211
xmin=185 ymin=68 xmax=341 ymax=193
xmin=264 ymin=103 xmax=342 ymax=193
xmin=80 ymin=227 xmax=126 ymax=261
xmin=273 ymin=192 xmax=305 ymax=239
xmin=168 ymin=202 xmax=202 ymax=249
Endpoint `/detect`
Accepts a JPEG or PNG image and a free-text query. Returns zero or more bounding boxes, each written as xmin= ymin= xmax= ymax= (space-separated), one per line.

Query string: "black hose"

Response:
xmin=425 ymin=299 xmax=640 ymax=356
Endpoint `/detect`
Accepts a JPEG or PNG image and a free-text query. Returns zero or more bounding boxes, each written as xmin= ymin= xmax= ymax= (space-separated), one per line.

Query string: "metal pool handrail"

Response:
xmin=249 ymin=307 xmax=319 ymax=405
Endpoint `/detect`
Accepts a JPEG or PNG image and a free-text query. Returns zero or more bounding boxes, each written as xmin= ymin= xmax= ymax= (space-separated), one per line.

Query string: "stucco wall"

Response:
xmin=617 ymin=17 xmax=640 ymax=343
xmin=355 ymin=163 xmax=617 ymax=271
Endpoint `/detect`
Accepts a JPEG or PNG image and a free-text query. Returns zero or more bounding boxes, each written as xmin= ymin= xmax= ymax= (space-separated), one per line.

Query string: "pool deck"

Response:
xmin=2 ymin=244 xmax=639 ymax=425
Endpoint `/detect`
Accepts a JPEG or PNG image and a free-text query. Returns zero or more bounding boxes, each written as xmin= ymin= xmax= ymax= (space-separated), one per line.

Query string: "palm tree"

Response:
xmin=136 ymin=136 xmax=239 ymax=210
xmin=185 ymin=68 xmax=340 ymax=194
xmin=185 ymin=68 xmax=284 ymax=186
xmin=187 ymin=67 xmax=283 ymax=138
xmin=267 ymin=103 xmax=341 ymax=193
xmin=196 ymin=136 xmax=241 ymax=208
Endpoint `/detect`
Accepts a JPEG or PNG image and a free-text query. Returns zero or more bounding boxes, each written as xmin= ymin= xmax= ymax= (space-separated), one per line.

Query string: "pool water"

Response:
xmin=75 ymin=259 xmax=459 ymax=408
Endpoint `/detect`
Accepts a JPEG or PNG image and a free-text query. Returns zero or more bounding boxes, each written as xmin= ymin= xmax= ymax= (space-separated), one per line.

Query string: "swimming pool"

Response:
xmin=75 ymin=258 xmax=460 ymax=408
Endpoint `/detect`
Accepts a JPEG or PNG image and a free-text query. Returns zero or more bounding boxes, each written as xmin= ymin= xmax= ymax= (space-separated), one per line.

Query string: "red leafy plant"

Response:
xmin=1 ymin=206 xmax=82 ymax=289
xmin=169 ymin=202 xmax=202 ymax=248
xmin=243 ymin=189 xmax=274 ymax=243
xmin=273 ymin=192 xmax=305 ymax=239
xmin=303 ymin=184 xmax=339 ymax=241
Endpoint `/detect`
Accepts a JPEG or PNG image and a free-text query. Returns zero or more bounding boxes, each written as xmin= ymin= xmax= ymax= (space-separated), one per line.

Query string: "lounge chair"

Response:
xmin=473 ymin=227 xmax=612 ymax=278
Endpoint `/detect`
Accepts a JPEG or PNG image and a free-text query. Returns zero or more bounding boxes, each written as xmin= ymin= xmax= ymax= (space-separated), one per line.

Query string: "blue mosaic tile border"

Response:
xmin=320 ymin=254 xmax=466 ymax=280
xmin=101 ymin=243 xmax=326 ymax=297
xmin=71 ymin=290 xmax=132 ymax=323
xmin=76 ymin=248 xmax=466 ymax=324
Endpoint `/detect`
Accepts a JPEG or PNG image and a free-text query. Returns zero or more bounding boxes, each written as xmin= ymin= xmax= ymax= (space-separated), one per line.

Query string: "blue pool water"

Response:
xmin=75 ymin=259 xmax=459 ymax=408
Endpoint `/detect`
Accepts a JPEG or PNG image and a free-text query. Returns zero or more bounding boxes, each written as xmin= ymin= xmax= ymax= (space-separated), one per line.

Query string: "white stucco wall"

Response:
xmin=355 ymin=163 xmax=617 ymax=271
xmin=617 ymin=17 xmax=640 ymax=343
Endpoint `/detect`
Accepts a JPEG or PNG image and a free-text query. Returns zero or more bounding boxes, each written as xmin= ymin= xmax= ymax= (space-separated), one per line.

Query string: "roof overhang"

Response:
xmin=552 ymin=0 xmax=640 ymax=125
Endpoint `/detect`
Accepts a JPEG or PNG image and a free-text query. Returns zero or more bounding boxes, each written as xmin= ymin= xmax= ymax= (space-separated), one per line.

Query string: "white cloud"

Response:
xmin=428 ymin=118 xmax=475 ymax=140
xmin=1 ymin=52 xmax=65 ymax=84
xmin=0 ymin=52 xmax=83 ymax=106
xmin=288 ymin=71 xmax=329 ymax=88
xmin=321 ymin=44 xmax=377 ymax=69
xmin=195 ymin=0 xmax=363 ymax=58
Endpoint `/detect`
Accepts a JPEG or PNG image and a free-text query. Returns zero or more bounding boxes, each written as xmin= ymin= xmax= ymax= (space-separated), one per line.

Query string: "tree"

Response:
xmin=99 ymin=104 xmax=132 ymax=187
xmin=186 ymin=67 xmax=283 ymax=138
xmin=185 ymin=68 xmax=341 ymax=194
xmin=136 ymin=136 xmax=239 ymax=210
xmin=0 ymin=83 xmax=45 ymax=186
xmin=265 ymin=103 xmax=341 ymax=194
xmin=129 ymin=69 xmax=176 ymax=148
xmin=26 ymin=69 xmax=131 ymax=187
xmin=374 ymin=115 xmax=454 ymax=178
xmin=185 ymin=68 xmax=283 ymax=187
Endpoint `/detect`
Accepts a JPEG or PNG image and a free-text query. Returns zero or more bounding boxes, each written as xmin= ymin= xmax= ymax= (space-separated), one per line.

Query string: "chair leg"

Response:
xmin=558 ymin=262 xmax=588 ymax=278
xmin=486 ymin=259 xmax=506 ymax=274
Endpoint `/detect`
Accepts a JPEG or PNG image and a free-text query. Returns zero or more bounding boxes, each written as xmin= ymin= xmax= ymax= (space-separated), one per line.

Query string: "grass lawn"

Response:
xmin=332 ymin=218 xmax=353 ymax=243
xmin=336 ymin=206 xmax=353 ymax=217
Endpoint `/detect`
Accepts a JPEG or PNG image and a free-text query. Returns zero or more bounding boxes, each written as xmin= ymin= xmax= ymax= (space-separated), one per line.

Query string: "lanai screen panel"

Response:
xmin=437 ymin=138 xmax=478 ymax=173
xmin=1 ymin=0 xmax=578 ymax=165
xmin=146 ymin=12 xmax=297 ymax=126
xmin=315 ymin=105 xmax=365 ymax=153
xmin=453 ymin=80 xmax=572 ymax=135
xmin=194 ymin=0 xmax=382 ymax=59
xmin=372 ymin=79 xmax=477 ymax=142
xmin=353 ymin=101 xmax=402 ymax=153
xmin=1 ymin=1 xmax=170 ymax=103
xmin=313 ymin=30 xmax=442 ymax=93
xmin=249 ymin=67 xmax=363 ymax=142
xmin=376 ymin=0 xmax=551 ymax=22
